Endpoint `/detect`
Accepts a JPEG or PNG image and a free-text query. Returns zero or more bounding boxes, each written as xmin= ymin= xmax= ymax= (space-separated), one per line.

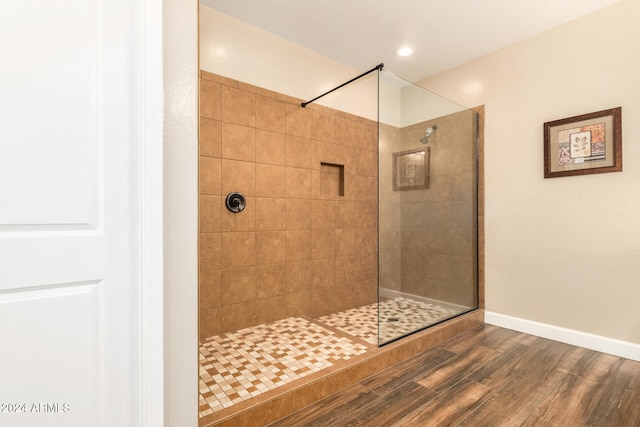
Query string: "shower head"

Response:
xmin=420 ymin=124 xmax=438 ymax=144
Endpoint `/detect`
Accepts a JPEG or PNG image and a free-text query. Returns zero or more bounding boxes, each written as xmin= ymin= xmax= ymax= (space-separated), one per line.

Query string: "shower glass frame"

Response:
xmin=377 ymin=70 xmax=479 ymax=346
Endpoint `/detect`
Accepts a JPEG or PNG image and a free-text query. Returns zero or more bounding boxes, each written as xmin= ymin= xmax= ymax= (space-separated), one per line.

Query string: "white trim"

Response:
xmin=139 ymin=0 xmax=164 ymax=425
xmin=485 ymin=311 xmax=640 ymax=362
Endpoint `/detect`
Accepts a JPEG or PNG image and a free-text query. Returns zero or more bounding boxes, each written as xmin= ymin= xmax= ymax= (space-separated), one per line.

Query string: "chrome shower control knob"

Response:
xmin=225 ymin=192 xmax=246 ymax=213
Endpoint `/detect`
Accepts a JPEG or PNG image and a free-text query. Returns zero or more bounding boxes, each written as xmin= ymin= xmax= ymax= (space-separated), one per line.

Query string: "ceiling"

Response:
xmin=200 ymin=0 xmax=620 ymax=82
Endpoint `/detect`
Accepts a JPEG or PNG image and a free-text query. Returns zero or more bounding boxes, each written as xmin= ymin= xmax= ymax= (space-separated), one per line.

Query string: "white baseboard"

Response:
xmin=485 ymin=311 xmax=640 ymax=362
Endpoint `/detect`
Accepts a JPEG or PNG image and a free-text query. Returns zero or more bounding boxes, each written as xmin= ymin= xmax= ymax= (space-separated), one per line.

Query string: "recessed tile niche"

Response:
xmin=320 ymin=163 xmax=344 ymax=197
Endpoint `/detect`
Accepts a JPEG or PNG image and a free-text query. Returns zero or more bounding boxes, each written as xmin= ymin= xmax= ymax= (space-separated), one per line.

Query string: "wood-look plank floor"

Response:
xmin=268 ymin=324 xmax=640 ymax=427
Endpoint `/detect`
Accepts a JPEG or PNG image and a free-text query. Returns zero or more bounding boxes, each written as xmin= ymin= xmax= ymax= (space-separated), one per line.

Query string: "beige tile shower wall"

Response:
xmin=402 ymin=110 xmax=477 ymax=307
xmin=380 ymin=110 xmax=477 ymax=307
xmin=198 ymin=71 xmax=378 ymax=339
xmin=378 ymin=123 xmax=402 ymax=293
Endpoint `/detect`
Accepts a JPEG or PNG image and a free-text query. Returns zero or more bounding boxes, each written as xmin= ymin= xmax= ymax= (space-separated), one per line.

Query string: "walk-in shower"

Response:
xmin=197 ymin=65 xmax=479 ymax=425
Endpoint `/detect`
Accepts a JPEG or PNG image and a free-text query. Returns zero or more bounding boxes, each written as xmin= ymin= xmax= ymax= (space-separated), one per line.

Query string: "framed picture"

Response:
xmin=393 ymin=147 xmax=429 ymax=191
xmin=544 ymin=107 xmax=622 ymax=178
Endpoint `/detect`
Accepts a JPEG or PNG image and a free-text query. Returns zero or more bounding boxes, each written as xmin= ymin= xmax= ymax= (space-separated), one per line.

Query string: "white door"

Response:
xmin=0 ymin=1 xmax=160 ymax=426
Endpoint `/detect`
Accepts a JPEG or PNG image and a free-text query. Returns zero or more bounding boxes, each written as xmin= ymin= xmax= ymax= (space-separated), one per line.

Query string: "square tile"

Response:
xmin=221 ymin=266 xmax=256 ymax=305
xmin=200 ymin=157 xmax=222 ymax=195
xmin=222 ymin=85 xmax=256 ymax=127
xmin=221 ymin=159 xmax=256 ymax=197
xmin=286 ymin=167 xmax=312 ymax=199
xmin=256 ymin=197 xmax=286 ymax=231
xmin=200 ymin=118 xmax=222 ymax=158
xmin=256 ymin=95 xmax=286 ymax=133
xmin=256 ymin=129 xmax=286 ymax=166
xmin=256 ymin=164 xmax=286 ymax=198
xmin=200 ymin=80 xmax=221 ymax=120
xmin=256 ymin=231 xmax=286 ymax=265
xmin=222 ymin=122 xmax=255 ymax=162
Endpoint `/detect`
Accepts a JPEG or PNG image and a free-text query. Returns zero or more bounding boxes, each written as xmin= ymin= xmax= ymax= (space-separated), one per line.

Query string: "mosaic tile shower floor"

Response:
xmin=198 ymin=297 xmax=466 ymax=418
xmin=318 ymin=297 xmax=463 ymax=345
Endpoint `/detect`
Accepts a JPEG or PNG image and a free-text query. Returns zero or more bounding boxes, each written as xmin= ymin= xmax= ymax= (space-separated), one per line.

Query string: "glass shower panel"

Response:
xmin=378 ymin=70 xmax=478 ymax=346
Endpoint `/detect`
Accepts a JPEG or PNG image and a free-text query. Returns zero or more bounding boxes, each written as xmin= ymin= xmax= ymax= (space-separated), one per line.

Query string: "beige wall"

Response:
xmin=200 ymin=5 xmax=377 ymax=121
xmin=419 ymin=0 xmax=640 ymax=344
xmin=164 ymin=0 xmax=198 ymax=424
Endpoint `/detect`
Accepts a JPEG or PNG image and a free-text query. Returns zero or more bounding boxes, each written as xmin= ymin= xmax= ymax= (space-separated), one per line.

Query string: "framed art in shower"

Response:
xmin=543 ymin=107 xmax=622 ymax=178
xmin=393 ymin=147 xmax=429 ymax=190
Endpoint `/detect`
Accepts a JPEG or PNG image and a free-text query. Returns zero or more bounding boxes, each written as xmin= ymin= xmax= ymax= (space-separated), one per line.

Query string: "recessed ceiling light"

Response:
xmin=396 ymin=47 xmax=413 ymax=57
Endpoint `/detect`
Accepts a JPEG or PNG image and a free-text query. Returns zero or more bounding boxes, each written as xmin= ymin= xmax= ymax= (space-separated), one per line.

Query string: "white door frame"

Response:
xmin=140 ymin=0 xmax=166 ymax=425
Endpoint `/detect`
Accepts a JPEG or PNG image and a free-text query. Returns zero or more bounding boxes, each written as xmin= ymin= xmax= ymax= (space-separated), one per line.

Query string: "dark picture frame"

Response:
xmin=544 ymin=107 xmax=622 ymax=178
